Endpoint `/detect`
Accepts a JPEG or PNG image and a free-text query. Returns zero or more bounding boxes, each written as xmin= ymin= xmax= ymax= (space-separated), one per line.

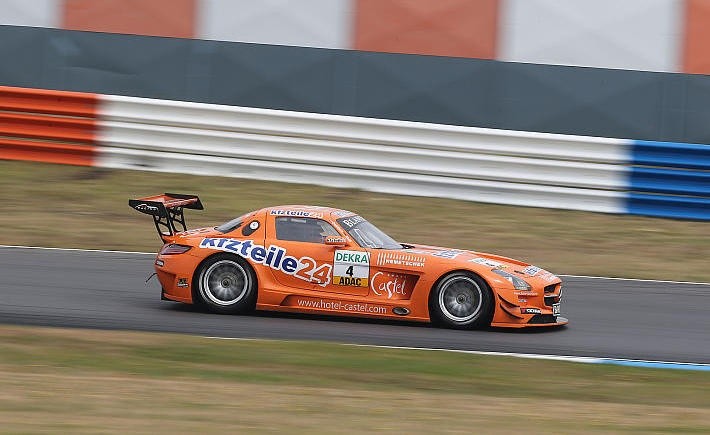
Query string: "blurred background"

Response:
xmin=2 ymin=0 xmax=710 ymax=142
xmin=1 ymin=1 xmax=709 ymax=432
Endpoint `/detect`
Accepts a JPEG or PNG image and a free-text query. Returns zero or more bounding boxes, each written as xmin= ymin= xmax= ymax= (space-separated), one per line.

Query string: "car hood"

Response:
xmin=405 ymin=243 xmax=560 ymax=285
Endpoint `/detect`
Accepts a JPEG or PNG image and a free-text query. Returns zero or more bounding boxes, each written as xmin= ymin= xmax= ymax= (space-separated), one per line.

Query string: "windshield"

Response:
xmin=336 ymin=215 xmax=402 ymax=249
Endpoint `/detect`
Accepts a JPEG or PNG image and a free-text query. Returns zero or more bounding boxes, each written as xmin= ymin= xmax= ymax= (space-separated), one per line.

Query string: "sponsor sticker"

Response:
xmin=324 ymin=236 xmax=346 ymax=245
xmin=333 ymin=250 xmax=369 ymax=287
xmin=522 ymin=265 xmax=541 ymax=276
xmin=332 ymin=210 xmax=354 ymax=218
xmin=177 ymin=278 xmax=189 ymax=288
xmin=431 ymin=250 xmax=463 ymax=259
xmin=339 ymin=215 xmax=366 ymax=228
xmin=180 ymin=227 xmax=212 ymax=235
xmin=135 ymin=203 xmax=159 ymax=212
xmin=375 ymin=252 xmax=425 ymax=268
xmin=155 ymin=259 xmax=164 ymax=267
xmin=269 ymin=209 xmax=324 ymax=218
xmin=470 ymin=257 xmax=504 ymax=268
xmin=540 ymin=272 xmax=558 ymax=282
xmin=291 ymin=296 xmax=388 ymax=315
xmin=370 ymin=271 xmax=412 ymax=300
xmin=200 ymin=238 xmax=332 ymax=286
xmin=520 ymin=307 xmax=542 ymax=314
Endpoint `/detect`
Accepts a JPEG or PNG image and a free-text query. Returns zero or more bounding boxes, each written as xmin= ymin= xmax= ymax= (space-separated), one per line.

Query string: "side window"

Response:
xmin=275 ymin=217 xmax=340 ymax=244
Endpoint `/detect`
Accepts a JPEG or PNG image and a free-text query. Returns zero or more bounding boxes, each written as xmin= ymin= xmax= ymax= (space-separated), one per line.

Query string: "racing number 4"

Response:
xmin=295 ymin=257 xmax=332 ymax=286
xmin=346 ymin=265 xmax=354 ymax=277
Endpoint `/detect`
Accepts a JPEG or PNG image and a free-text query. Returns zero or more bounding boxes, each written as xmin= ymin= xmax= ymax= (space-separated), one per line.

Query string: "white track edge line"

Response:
xmin=1 ymin=244 xmax=708 ymax=285
xmin=558 ymin=274 xmax=710 ymax=286
xmin=204 ymin=337 xmax=710 ymax=371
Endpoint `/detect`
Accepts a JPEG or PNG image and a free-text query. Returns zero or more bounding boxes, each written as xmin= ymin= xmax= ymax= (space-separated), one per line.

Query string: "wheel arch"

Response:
xmin=191 ymin=251 xmax=259 ymax=306
xmin=427 ymin=268 xmax=496 ymax=327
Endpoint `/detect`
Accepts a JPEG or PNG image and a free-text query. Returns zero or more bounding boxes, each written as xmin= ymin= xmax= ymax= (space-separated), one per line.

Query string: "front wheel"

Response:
xmin=429 ymin=272 xmax=493 ymax=329
xmin=195 ymin=254 xmax=257 ymax=314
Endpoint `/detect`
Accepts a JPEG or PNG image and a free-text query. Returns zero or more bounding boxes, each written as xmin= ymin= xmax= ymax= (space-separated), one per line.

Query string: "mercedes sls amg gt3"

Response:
xmin=130 ymin=193 xmax=567 ymax=329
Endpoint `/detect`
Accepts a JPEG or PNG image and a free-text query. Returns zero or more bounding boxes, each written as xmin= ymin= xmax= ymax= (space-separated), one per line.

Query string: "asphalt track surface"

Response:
xmin=1 ymin=246 xmax=708 ymax=364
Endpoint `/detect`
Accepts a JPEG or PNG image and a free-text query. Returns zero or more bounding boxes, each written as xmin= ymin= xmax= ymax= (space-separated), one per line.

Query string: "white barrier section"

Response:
xmin=97 ymin=95 xmax=632 ymax=213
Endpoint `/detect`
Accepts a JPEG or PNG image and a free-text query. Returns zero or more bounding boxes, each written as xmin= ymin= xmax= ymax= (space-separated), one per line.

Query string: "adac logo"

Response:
xmin=336 ymin=276 xmax=364 ymax=286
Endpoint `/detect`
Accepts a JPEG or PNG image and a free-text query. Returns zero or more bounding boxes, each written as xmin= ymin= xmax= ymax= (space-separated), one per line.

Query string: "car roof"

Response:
xmin=262 ymin=205 xmax=355 ymax=221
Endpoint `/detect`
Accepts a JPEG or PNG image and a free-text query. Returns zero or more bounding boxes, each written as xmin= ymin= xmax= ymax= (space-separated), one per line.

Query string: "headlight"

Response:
xmin=492 ymin=269 xmax=531 ymax=290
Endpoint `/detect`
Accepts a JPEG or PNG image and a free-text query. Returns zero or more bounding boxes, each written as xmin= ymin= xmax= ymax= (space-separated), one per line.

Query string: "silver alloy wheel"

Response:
xmin=438 ymin=275 xmax=483 ymax=323
xmin=200 ymin=259 xmax=249 ymax=306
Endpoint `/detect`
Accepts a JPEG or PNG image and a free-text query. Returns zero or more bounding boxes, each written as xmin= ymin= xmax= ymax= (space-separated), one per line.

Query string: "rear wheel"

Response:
xmin=195 ymin=254 xmax=257 ymax=314
xmin=429 ymin=272 xmax=493 ymax=329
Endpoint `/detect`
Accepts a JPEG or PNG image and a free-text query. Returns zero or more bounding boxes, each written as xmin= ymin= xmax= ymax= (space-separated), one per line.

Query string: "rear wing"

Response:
xmin=129 ymin=193 xmax=203 ymax=240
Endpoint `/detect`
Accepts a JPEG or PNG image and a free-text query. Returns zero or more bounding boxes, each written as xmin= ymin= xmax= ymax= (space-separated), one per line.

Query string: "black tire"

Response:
xmin=194 ymin=253 xmax=257 ymax=314
xmin=429 ymin=272 xmax=493 ymax=330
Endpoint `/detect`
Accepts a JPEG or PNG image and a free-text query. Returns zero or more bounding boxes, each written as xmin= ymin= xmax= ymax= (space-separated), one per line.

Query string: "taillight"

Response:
xmin=159 ymin=244 xmax=192 ymax=255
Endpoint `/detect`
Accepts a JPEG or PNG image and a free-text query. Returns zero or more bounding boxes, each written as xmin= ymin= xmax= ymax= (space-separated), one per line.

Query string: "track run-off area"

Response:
xmin=1 ymin=246 xmax=708 ymax=369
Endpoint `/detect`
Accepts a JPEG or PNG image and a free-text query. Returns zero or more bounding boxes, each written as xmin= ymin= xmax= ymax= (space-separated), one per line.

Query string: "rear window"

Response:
xmin=215 ymin=214 xmax=249 ymax=233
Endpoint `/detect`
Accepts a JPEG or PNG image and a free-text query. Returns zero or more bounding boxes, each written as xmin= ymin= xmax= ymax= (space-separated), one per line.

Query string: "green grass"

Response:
xmin=1 ymin=160 xmax=709 ymax=281
xmin=1 ymin=159 xmax=708 ymax=432
xmin=3 ymin=328 xmax=708 ymax=407
xmin=0 ymin=326 xmax=708 ymax=433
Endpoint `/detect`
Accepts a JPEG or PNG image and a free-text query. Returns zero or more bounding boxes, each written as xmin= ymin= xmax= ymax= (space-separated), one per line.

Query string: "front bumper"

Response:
xmin=491 ymin=316 xmax=568 ymax=328
xmin=492 ymin=279 xmax=567 ymax=327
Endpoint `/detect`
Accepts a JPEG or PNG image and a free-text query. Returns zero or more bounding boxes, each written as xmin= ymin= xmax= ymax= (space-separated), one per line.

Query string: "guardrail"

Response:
xmin=628 ymin=141 xmax=710 ymax=219
xmin=0 ymin=86 xmax=98 ymax=166
xmin=1 ymin=86 xmax=708 ymax=220
xmin=97 ymin=95 xmax=631 ymax=214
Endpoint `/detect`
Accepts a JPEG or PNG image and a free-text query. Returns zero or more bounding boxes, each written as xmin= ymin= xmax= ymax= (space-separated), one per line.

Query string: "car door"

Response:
xmin=265 ymin=215 xmax=341 ymax=291
xmin=323 ymin=246 xmax=371 ymax=296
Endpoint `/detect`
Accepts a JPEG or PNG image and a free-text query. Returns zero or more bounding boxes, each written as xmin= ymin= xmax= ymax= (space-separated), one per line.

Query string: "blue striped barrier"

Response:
xmin=628 ymin=140 xmax=710 ymax=220
xmin=633 ymin=140 xmax=710 ymax=170
xmin=630 ymin=167 xmax=710 ymax=196
xmin=627 ymin=193 xmax=710 ymax=220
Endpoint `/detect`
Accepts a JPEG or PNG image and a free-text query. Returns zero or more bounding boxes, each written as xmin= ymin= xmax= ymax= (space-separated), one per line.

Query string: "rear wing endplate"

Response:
xmin=129 ymin=193 xmax=203 ymax=240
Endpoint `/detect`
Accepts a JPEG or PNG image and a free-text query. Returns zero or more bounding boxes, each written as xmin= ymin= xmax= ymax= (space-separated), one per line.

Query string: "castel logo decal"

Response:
xmin=200 ymin=238 xmax=331 ymax=286
xmin=370 ymin=272 xmax=413 ymax=300
xmin=333 ymin=250 xmax=369 ymax=287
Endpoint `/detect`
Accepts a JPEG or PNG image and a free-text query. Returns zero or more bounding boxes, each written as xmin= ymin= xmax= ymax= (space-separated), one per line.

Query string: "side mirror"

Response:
xmin=324 ymin=236 xmax=348 ymax=246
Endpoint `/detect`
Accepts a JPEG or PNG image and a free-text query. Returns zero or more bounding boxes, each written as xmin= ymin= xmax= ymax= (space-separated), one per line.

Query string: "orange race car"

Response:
xmin=130 ymin=193 xmax=567 ymax=329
